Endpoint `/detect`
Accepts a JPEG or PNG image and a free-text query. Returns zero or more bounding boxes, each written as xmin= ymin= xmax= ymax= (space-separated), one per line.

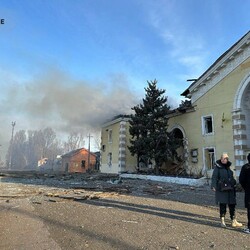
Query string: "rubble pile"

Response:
xmin=0 ymin=171 xmax=208 ymax=204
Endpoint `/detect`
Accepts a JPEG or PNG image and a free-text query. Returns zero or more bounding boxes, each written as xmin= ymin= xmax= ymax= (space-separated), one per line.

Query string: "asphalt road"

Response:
xmin=0 ymin=174 xmax=249 ymax=250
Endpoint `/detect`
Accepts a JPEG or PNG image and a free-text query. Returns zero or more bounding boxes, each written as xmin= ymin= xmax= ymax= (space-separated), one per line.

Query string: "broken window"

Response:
xmin=202 ymin=115 xmax=214 ymax=135
xmin=108 ymin=152 xmax=112 ymax=166
xmin=204 ymin=148 xmax=215 ymax=169
xmin=81 ymin=160 xmax=85 ymax=168
xmin=65 ymin=163 xmax=69 ymax=172
xmin=108 ymin=130 xmax=112 ymax=143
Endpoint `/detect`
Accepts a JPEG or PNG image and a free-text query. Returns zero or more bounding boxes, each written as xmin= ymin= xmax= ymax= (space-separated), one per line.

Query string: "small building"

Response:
xmin=38 ymin=156 xmax=62 ymax=173
xmin=100 ymin=116 xmax=137 ymax=174
xmin=61 ymin=148 xmax=96 ymax=173
xmin=38 ymin=158 xmax=48 ymax=167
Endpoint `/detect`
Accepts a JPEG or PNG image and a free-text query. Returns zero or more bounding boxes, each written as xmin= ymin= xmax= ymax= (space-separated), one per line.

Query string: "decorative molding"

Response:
xmin=232 ymin=109 xmax=248 ymax=169
xmin=232 ymin=114 xmax=246 ymax=120
xmin=233 ymin=134 xmax=247 ymax=140
xmin=191 ymin=45 xmax=250 ymax=103
xmin=235 ymin=155 xmax=246 ymax=160
xmin=118 ymin=120 xmax=127 ymax=169
xmin=119 ymin=133 xmax=126 ymax=138
xmin=102 ymin=117 xmax=130 ymax=128
xmin=169 ymin=124 xmax=189 ymax=169
xmin=233 ymin=124 xmax=246 ymax=130
xmin=242 ymin=87 xmax=250 ymax=110
xmin=234 ymin=72 xmax=250 ymax=110
xmin=234 ymin=144 xmax=247 ymax=150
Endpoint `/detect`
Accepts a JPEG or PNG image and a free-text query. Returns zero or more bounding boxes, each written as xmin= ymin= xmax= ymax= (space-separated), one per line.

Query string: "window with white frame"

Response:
xmin=108 ymin=152 xmax=112 ymax=166
xmin=108 ymin=129 xmax=112 ymax=143
xmin=202 ymin=115 xmax=214 ymax=135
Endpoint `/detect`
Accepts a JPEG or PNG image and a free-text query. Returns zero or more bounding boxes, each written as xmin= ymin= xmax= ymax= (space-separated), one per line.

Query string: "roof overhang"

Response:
xmin=181 ymin=31 xmax=250 ymax=99
xmin=101 ymin=116 xmax=130 ymax=128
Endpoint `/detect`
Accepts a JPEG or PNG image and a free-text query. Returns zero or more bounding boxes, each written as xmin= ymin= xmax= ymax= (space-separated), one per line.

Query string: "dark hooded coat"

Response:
xmin=239 ymin=163 xmax=250 ymax=208
xmin=211 ymin=160 xmax=236 ymax=205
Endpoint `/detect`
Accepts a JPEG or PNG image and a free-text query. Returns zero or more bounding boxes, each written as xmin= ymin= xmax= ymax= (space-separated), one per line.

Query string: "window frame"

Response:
xmin=108 ymin=129 xmax=113 ymax=143
xmin=108 ymin=152 xmax=112 ymax=167
xmin=201 ymin=114 xmax=214 ymax=136
xmin=203 ymin=147 xmax=216 ymax=170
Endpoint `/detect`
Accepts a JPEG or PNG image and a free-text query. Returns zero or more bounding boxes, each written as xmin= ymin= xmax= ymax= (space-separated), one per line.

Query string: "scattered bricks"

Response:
xmin=46 ymin=193 xmax=54 ymax=197
xmin=73 ymin=196 xmax=89 ymax=201
xmin=48 ymin=199 xmax=57 ymax=202
xmin=89 ymin=195 xmax=100 ymax=200
xmin=32 ymin=201 xmax=42 ymax=204
xmin=58 ymin=194 xmax=76 ymax=200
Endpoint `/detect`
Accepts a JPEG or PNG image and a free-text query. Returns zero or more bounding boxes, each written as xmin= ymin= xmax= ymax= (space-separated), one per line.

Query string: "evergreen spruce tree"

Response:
xmin=128 ymin=104 xmax=149 ymax=170
xmin=129 ymin=79 xmax=179 ymax=175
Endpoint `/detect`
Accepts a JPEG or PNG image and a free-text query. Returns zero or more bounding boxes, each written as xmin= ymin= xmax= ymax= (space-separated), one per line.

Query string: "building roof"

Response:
xmin=61 ymin=148 xmax=96 ymax=158
xmin=181 ymin=30 xmax=250 ymax=98
xmin=101 ymin=115 xmax=130 ymax=128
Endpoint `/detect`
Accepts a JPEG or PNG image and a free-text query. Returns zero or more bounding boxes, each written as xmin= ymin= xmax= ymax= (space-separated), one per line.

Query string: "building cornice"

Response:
xmin=101 ymin=116 xmax=130 ymax=128
xmin=166 ymin=106 xmax=196 ymax=118
xmin=182 ymin=31 xmax=250 ymax=102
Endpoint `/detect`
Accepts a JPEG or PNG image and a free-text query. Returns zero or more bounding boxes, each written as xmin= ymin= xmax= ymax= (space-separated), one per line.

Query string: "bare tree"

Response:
xmin=6 ymin=130 xmax=27 ymax=169
xmin=93 ymin=136 xmax=101 ymax=152
xmin=63 ymin=132 xmax=85 ymax=153
xmin=6 ymin=127 xmax=63 ymax=170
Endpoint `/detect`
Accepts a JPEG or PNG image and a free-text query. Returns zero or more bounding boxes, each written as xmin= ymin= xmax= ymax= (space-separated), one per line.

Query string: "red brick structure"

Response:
xmin=61 ymin=148 xmax=96 ymax=173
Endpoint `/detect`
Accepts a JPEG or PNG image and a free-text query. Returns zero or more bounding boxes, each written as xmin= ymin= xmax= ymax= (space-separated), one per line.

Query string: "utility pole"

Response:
xmin=87 ymin=134 xmax=93 ymax=169
xmin=9 ymin=121 xmax=16 ymax=169
xmin=0 ymin=144 xmax=2 ymax=168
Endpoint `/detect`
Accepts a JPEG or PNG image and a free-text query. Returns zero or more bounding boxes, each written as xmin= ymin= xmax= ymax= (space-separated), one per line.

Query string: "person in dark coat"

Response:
xmin=239 ymin=153 xmax=250 ymax=234
xmin=211 ymin=153 xmax=242 ymax=228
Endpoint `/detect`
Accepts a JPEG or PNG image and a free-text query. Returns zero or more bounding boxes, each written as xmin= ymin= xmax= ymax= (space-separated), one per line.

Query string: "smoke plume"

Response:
xmin=0 ymin=69 xmax=140 ymax=160
xmin=0 ymin=68 xmax=178 ymax=161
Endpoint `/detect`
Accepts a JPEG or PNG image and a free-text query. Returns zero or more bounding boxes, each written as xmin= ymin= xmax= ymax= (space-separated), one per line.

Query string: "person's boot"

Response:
xmin=221 ymin=217 xmax=227 ymax=227
xmin=231 ymin=218 xmax=243 ymax=227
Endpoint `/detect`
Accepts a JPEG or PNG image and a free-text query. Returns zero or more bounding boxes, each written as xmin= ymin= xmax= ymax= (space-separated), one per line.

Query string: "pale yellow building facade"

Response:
xmin=100 ymin=31 xmax=250 ymax=177
xmin=100 ymin=116 xmax=137 ymax=174
xmin=168 ymin=31 xmax=250 ymax=177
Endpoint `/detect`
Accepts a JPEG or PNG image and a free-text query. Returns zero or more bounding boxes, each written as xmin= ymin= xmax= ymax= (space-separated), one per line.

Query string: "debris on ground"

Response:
xmin=0 ymin=171 xmax=247 ymax=250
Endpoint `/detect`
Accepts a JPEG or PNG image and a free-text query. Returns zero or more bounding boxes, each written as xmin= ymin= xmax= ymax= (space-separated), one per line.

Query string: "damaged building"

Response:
xmin=100 ymin=31 xmax=250 ymax=177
